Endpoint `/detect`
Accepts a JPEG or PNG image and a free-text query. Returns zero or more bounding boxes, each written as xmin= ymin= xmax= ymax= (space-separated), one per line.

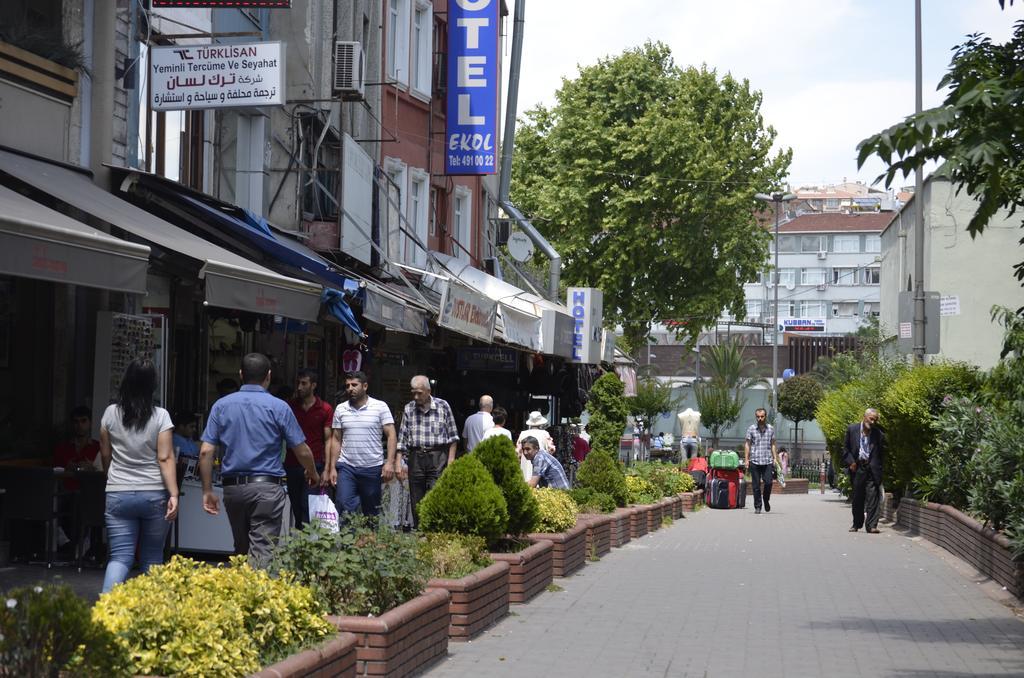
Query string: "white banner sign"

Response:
xmin=439 ymin=281 xmax=496 ymax=343
xmin=940 ymin=295 xmax=960 ymax=317
xmin=150 ymin=42 xmax=284 ymax=111
xmin=499 ymin=305 xmax=542 ymax=352
xmin=567 ymin=287 xmax=604 ymax=364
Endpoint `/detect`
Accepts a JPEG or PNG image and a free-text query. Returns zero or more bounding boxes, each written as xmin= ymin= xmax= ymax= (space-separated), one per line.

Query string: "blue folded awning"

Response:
xmin=123 ymin=173 xmax=363 ymax=336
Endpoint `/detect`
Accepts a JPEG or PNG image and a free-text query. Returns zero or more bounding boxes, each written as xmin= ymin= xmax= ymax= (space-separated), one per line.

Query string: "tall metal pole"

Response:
xmin=913 ymin=0 xmax=926 ymax=362
xmin=772 ymin=200 xmax=780 ymax=423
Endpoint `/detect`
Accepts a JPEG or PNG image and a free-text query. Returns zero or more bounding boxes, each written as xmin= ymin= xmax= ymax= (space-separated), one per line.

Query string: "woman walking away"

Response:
xmin=99 ymin=359 xmax=178 ymax=592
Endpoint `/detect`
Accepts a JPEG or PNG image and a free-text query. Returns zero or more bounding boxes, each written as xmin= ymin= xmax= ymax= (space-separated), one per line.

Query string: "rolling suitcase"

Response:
xmin=706 ymin=478 xmax=731 ymax=509
xmin=737 ymin=476 xmax=747 ymax=509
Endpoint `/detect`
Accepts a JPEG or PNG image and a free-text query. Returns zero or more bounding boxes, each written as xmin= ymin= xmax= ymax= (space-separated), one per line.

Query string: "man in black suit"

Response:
xmin=843 ymin=408 xmax=885 ymax=533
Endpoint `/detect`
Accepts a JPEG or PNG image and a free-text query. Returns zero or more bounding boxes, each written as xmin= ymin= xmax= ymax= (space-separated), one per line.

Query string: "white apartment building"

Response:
xmin=739 ymin=212 xmax=896 ymax=338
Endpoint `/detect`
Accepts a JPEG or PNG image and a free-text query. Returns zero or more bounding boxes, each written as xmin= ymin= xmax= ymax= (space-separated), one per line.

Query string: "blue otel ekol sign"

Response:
xmin=567 ymin=287 xmax=604 ymax=364
xmin=445 ymin=0 xmax=499 ymax=175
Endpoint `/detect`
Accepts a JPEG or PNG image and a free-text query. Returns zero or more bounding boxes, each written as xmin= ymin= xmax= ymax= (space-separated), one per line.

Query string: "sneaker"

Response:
xmin=764 ymin=500 xmax=771 ymax=513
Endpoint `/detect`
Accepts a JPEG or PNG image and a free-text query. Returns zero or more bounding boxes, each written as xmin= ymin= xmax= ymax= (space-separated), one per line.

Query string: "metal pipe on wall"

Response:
xmin=89 ymin=0 xmax=116 ymax=189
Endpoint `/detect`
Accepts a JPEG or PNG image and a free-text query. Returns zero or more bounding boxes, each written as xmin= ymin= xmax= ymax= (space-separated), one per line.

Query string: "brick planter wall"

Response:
xmin=580 ymin=513 xmax=613 ymax=559
xmin=610 ymin=508 xmax=633 ymax=547
xmin=897 ymin=498 xmax=1024 ymax=599
xmin=427 ymin=561 xmax=509 ymax=641
xmin=250 ymin=631 xmax=358 ymax=678
xmin=679 ymin=490 xmax=703 ymax=512
xmin=629 ymin=505 xmax=650 ymax=539
xmin=661 ymin=496 xmax=681 ymax=520
xmin=490 ymin=540 xmax=553 ymax=604
xmin=330 ymin=589 xmax=450 ymax=677
xmin=529 ymin=520 xmax=588 ymax=577
xmin=645 ymin=502 xmax=663 ymax=533
xmin=880 ymin=492 xmax=897 ymax=523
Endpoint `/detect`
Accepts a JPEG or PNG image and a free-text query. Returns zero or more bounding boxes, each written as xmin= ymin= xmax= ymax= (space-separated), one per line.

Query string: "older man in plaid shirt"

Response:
xmin=744 ymin=407 xmax=779 ymax=515
xmin=397 ymin=375 xmax=459 ymax=527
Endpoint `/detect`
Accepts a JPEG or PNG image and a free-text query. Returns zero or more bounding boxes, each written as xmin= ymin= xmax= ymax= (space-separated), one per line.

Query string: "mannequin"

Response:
xmin=677 ymin=408 xmax=701 ymax=459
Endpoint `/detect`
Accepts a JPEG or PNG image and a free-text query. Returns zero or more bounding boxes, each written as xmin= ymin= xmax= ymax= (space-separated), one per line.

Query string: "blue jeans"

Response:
xmin=286 ymin=463 xmax=325 ymax=529
xmin=336 ymin=463 xmax=383 ymax=517
xmin=102 ymin=490 xmax=170 ymax=592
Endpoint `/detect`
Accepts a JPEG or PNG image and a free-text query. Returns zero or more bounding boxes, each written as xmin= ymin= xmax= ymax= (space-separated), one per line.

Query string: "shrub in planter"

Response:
xmin=473 ymin=435 xmax=540 ymax=535
xmin=917 ymin=396 xmax=991 ymax=508
xmin=576 ymin=448 xmax=629 ymax=506
xmin=533 ymin=488 xmax=579 ymax=533
xmin=631 ymin=462 xmax=695 ymax=496
xmin=0 ymin=584 xmax=129 ymax=677
xmin=569 ymin=486 xmax=616 ymax=514
xmin=625 ymin=475 xmax=660 ymax=504
xmin=881 ymin=361 xmax=980 ymax=496
xmin=419 ymin=454 xmax=509 ymax=545
xmin=271 ymin=518 xmax=431 ymax=617
xmin=420 ymin=532 xmax=493 ymax=579
xmin=587 ymin=373 xmax=630 ymax=454
xmin=93 ymin=555 xmax=333 ymax=677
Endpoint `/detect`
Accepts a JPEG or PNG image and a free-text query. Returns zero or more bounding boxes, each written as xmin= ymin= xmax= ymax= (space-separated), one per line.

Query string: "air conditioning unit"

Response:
xmin=333 ymin=41 xmax=365 ymax=100
xmin=816 ymin=283 xmax=827 ymax=291
xmin=817 ymin=250 xmax=827 ymax=260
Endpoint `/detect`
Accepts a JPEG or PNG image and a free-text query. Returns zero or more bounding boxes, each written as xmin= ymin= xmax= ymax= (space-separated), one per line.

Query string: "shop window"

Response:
xmin=800 ymin=267 xmax=826 ymax=286
xmin=387 ymin=0 xmax=410 ymax=86
xmin=799 ymin=301 xmax=827 ymax=318
xmin=801 ymin=235 xmax=825 ymax=253
xmin=453 ymin=187 xmax=472 ymax=262
xmin=411 ymin=1 xmax=433 ymax=97
xmin=831 ymin=235 xmax=860 ymax=253
xmin=408 ymin=170 xmax=429 ymax=267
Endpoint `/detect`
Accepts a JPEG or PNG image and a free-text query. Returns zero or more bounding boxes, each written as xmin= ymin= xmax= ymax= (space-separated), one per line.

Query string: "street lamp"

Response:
xmin=754 ymin=191 xmax=796 ymax=426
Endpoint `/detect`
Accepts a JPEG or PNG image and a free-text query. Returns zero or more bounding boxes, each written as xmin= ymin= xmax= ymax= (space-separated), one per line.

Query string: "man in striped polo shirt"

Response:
xmin=325 ymin=371 xmax=398 ymax=517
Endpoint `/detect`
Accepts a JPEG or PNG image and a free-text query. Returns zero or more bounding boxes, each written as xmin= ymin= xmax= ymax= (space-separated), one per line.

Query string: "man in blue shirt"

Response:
xmin=522 ymin=436 xmax=570 ymax=490
xmin=199 ymin=353 xmax=319 ymax=568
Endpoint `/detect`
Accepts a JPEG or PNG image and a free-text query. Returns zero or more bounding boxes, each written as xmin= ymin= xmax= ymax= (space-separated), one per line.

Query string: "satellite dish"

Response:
xmin=507 ymin=229 xmax=535 ymax=262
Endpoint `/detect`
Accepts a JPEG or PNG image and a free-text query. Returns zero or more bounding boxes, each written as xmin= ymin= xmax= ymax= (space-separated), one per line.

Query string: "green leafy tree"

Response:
xmin=586 ymin=373 xmax=630 ymax=454
xmin=776 ymin=374 xmax=825 ymax=456
xmin=693 ymin=384 xmax=740 ymax=449
xmin=418 ymin=455 xmax=509 ymax=546
xmin=627 ymin=377 xmax=677 ymax=443
xmin=857 ymin=19 xmax=1024 ymax=287
xmin=511 ymin=41 xmax=790 ymax=350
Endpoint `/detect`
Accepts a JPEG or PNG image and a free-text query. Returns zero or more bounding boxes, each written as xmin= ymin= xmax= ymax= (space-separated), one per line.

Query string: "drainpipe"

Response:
xmin=89 ymin=0 xmax=116 ymax=189
xmin=497 ymin=0 xmax=561 ymax=300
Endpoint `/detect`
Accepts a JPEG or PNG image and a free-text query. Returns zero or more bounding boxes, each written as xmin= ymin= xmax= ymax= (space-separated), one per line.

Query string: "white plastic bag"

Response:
xmin=308 ymin=492 xmax=340 ymax=533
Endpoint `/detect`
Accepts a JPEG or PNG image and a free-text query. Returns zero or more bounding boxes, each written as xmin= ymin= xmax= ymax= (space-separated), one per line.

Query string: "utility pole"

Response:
xmin=913 ymin=0 xmax=926 ymax=362
xmin=754 ymin=191 xmax=795 ymax=425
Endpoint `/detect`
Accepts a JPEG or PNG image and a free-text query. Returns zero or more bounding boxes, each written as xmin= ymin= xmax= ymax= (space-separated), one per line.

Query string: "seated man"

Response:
xmin=173 ymin=412 xmax=201 ymax=459
xmin=521 ymin=436 xmax=570 ymax=490
xmin=53 ymin=406 xmax=100 ymax=471
xmin=652 ymin=433 xmax=665 ymax=450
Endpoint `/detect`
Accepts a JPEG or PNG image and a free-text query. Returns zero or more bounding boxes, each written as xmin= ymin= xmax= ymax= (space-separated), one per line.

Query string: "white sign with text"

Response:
xmin=150 ymin=42 xmax=284 ymax=111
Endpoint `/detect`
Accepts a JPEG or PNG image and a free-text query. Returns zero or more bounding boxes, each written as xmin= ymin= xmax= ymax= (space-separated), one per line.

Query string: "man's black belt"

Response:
xmin=408 ymin=445 xmax=447 ymax=453
xmin=221 ymin=474 xmax=286 ymax=486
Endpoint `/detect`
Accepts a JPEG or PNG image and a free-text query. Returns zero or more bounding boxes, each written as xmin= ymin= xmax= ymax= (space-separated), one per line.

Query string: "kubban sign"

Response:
xmin=445 ymin=0 xmax=499 ymax=175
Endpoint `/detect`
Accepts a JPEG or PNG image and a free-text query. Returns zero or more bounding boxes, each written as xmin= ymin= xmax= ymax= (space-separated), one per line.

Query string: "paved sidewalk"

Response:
xmin=426 ymin=492 xmax=1024 ymax=678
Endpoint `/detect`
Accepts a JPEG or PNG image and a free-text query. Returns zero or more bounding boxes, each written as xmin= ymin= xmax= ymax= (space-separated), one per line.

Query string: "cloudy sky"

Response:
xmin=503 ymin=0 xmax=1024 ymax=190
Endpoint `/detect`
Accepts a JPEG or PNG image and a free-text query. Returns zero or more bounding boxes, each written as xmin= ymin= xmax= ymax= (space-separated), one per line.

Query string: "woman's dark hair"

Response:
xmin=118 ymin=359 xmax=158 ymax=431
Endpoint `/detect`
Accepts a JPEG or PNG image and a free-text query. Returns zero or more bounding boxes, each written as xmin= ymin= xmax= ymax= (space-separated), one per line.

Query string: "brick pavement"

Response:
xmin=425 ymin=493 xmax=1024 ymax=678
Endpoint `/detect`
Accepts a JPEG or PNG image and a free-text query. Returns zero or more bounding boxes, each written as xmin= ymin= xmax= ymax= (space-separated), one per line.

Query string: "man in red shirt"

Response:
xmin=53 ymin=406 xmax=100 ymax=471
xmin=287 ymin=369 xmax=334 ymax=528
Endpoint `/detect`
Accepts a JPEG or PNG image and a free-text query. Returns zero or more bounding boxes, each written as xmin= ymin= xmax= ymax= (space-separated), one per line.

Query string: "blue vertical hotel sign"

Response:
xmin=446 ymin=0 xmax=499 ymax=175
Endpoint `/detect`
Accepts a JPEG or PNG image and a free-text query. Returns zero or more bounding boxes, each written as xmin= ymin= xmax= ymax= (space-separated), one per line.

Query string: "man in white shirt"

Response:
xmin=326 ymin=371 xmax=398 ymax=517
xmin=481 ymin=407 xmax=513 ymax=442
xmin=462 ymin=395 xmax=494 ymax=453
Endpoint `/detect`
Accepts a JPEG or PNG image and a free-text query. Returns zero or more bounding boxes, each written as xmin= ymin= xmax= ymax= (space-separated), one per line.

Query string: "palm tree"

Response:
xmin=690 ymin=341 xmax=766 ymax=448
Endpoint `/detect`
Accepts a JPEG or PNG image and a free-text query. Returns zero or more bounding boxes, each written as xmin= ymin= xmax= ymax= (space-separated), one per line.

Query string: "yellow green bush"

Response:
xmin=625 ymin=475 xmax=660 ymax=504
xmin=419 ymin=533 xmax=492 ymax=579
xmin=93 ymin=555 xmax=333 ymax=677
xmin=532 ymin=488 xmax=579 ymax=532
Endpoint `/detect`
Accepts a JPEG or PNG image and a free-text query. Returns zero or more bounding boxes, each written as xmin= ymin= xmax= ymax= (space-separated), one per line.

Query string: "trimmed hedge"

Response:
xmin=419 ymin=455 xmax=509 ymax=546
xmin=472 ymin=435 xmax=540 ymax=535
